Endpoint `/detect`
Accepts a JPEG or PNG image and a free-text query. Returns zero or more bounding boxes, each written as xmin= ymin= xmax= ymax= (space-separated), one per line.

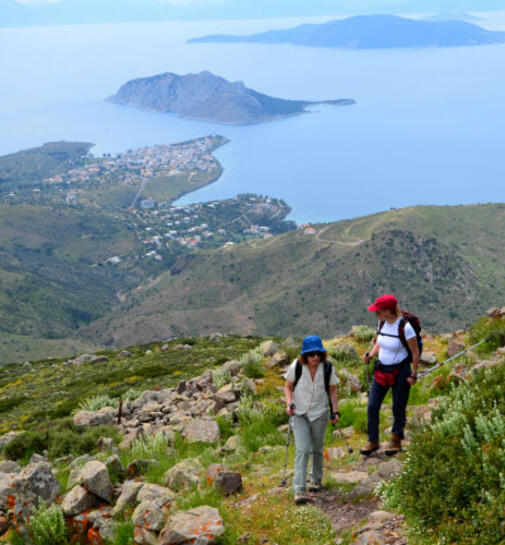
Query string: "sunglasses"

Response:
xmin=306 ymin=351 xmax=323 ymax=358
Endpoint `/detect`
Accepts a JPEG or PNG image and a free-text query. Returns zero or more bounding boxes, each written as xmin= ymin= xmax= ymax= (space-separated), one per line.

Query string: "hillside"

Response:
xmin=108 ymin=71 xmax=355 ymax=125
xmin=189 ymin=14 xmax=505 ymax=49
xmin=80 ymin=204 xmax=505 ymax=347
xmin=0 ymin=312 xmax=503 ymax=544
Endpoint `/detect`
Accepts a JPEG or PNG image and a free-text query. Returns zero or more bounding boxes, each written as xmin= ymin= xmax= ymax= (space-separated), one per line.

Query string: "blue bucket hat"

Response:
xmin=300 ymin=335 xmax=327 ymax=354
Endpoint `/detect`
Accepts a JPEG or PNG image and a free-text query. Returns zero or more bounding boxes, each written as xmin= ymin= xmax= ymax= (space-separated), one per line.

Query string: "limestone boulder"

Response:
xmin=80 ymin=460 xmax=112 ymax=502
xmin=420 ymin=352 xmax=437 ymax=365
xmin=132 ymin=500 xmax=167 ymax=532
xmin=137 ymin=483 xmax=175 ymax=505
xmin=214 ymin=471 xmax=242 ymax=495
xmin=62 ymin=485 xmax=97 ymax=516
xmin=111 ymin=480 xmax=144 ymax=516
xmin=164 ymin=458 xmax=204 ymax=491
xmin=159 ymin=506 xmax=225 ymax=545
xmin=260 ymin=340 xmax=279 ymax=356
xmin=183 ymin=419 xmax=220 ymax=444
xmin=73 ymin=407 xmax=116 ymax=428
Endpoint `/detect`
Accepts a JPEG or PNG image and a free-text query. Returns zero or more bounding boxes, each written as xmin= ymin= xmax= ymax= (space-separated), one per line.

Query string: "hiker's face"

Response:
xmin=307 ymin=352 xmax=322 ymax=365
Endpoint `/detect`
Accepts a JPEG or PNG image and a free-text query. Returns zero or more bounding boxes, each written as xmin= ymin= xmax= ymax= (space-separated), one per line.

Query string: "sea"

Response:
xmin=1 ymin=12 xmax=505 ymax=223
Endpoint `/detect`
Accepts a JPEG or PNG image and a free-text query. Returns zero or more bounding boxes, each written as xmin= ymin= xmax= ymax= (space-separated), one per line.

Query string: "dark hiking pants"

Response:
xmin=367 ymin=361 xmax=412 ymax=443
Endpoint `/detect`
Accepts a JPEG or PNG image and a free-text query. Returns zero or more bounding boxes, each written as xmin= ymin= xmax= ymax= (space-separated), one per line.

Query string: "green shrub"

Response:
xmin=3 ymin=431 xmax=48 ymax=462
xmin=129 ymin=432 xmax=169 ymax=460
xmin=328 ymin=346 xmax=361 ymax=368
xmin=468 ymin=316 xmax=505 ymax=353
xmin=240 ymin=346 xmax=265 ymax=379
xmin=351 ymin=325 xmax=376 ymax=343
xmin=105 ymin=521 xmax=134 ymax=545
xmin=212 ymin=369 xmax=232 ymax=389
xmin=73 ymin=395 xmax=118 ymax=414
xmin=47 ymin=421 xmax=120 ymax=460
xmin=237 ymin=394 xmax=284 ymax=452
xmin=216 ymin=414 xmax=234 ymax=441
xmin=28 ymin=503 xmax=67 ymax=545
xmin=381 ymin=365 xmax=505 ymax=544
xmin=121 ymin=389 xmax=140 ymax=402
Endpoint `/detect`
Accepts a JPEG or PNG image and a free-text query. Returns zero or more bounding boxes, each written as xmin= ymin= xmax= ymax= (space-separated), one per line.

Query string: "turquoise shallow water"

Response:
xmin=1 ymin=15 xmax=504 ymax=223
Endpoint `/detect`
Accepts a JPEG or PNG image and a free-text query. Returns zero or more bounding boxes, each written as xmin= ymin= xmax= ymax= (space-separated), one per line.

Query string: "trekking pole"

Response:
xmin=333 ymin=423 xmax=354 ymax=454
xmin=280 ymin=404 xmax=295 ymax=486
xmin=417 ymin=338 xmax=489 ymax=380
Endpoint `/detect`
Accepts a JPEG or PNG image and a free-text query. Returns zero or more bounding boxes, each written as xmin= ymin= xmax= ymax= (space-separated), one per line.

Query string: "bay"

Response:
xmin=1 ymin=14 xmax=504 ymax=223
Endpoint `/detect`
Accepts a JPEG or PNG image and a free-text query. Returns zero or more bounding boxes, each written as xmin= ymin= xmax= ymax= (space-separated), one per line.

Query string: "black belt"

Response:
xmin=374 ymin=356 xmax=410 ymax=373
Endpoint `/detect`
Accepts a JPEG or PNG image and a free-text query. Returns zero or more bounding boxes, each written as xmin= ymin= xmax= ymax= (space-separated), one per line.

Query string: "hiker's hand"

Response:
xmin=363 ymin=352 xmax=372 ymax=363
xmin=286 ymin=403 xmax=295 ymax=416
xmin=407 ymin=376 xmax=418 ymax=386
xmin=330 ymin=413 xmax=339 ymax=425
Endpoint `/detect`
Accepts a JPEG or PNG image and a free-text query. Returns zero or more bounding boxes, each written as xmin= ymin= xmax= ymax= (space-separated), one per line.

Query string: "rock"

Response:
xmin=174 ymin=344 xmax=193 ymax=351
xmin=97 ymin=436 xmax=115 ymax=451
xmin=214 ymin=384 xmax=236 ymax=403
xmin=209 ymin=333 xmax=223 ymax=342
xmin=134 ymin=527 xmax=158 ymax=545
xmin=240 ymin=377 xmax=257 ymax=395
xmin=283 ymin=336 xmax=297 ymax=347
xmin=266 ymin=352 xmax=289 ymax=368
xmin=137 ymin=483 xmax=175 ymax=505
xmin=184 ymin=419 xmax=220 ymax=444
xmin=132 ymin=500 xmax=167 ymax=532
xmin=324 ymin=447 xmax=346 ymax=460
xmin=205 ymin=464 xmax=227 ymax=484
xmin=260 ymin=340 xmax=279 ymax=357
xmin=330 ymin=471 xmax=368 ymax=484
xmin=496 ymin=346 xmax=505 ymax=356
xmin=90 ymin=355 xmax=110 ymax=364
xmin=448 ymin=364 xmax=470 ymax=383
xmin=80 ymin=461 xmax=113 ymax=502
xmin=335 ymin=343 xmax=357 ymax=357
xmin=420 ymin=351 xmax=437 ymax=365
xmin=339 ymin=369 xmax=362 ymax=394
xmin=223 ymin=435 xmax=241 ymax=452
xmin=447 ymin=340 xmax=464 ymax=357
xmin=159 ymin=506 xmax=225 ymax=545
xmin=164 ymin=458 xmax=204 ymax=491
xmin=145 ymin=349 xmax=153 ymax=355
xmin=376 ymin=458 xmax=403 ymax=479
xmin=471 ymin=359 xmax=500 ymax=372
xmin=220 ymin=360 xmax=242 ymax=375
xmin=0 ymin=431 xmax=21 ymax=449
xmin=117 ymin=350 xmax=134 ymax=358
xmin=352 ymin=531 xmax=386 ymax=545
xmin=127 ymin=459 xmax=158 ymax=477
xmin=62 ymin=485 xmax=97 ymax=516
xmin=486 ymin=307 xmax=502 ymax=317
xmin=28 ymin=453 xmax=47 ymax=464
xmin=105 ymin=455 xmax=126 ymax=480
xmin=0 ymin=461 xmax=21 ymax=473
xmin=112 ymin=480 xmax=144 ymax=516
xmin=214 ymin=471 xmax=242 ymax=495
xmin=161 ymin=344 xmax=170 ymax=352
xmin=74 ymin=407 xmax=117 ymax=428
xmin=348 ymin=459 xmax=403 ymax=500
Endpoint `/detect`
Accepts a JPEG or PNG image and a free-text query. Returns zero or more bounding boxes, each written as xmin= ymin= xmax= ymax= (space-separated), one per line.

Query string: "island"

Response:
xmin=108 ymin=71 xmax=355 ymax=125
xmin=188 ymin=14 xmax=505 ymax=49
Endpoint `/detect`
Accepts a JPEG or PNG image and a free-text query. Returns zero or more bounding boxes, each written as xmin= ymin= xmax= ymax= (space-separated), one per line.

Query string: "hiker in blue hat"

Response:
xmin=284 ymin=335 xmax=339 ymax=504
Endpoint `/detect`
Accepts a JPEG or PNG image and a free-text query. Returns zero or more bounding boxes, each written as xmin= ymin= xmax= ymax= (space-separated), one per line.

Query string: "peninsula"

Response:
xmin=189 ymin=14 xmax=505 ymax=49
xmin=108 ymin=71 xmax=355 ymax=125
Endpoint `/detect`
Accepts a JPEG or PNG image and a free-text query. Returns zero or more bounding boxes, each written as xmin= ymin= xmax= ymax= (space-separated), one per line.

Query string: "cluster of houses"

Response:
xmin=41 ymin=137 xmax=222 ymax=199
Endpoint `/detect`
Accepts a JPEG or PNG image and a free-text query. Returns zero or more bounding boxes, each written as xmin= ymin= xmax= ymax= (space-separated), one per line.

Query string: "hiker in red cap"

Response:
xmin=360 ymin=294 xmax=420 ymax=456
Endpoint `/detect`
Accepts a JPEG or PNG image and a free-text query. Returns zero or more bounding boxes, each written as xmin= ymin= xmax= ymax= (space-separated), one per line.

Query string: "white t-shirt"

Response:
xmin=377 ymin=318 xmax=416 ymax=365
xmin=284 ymin=360 xmax=339 ymax=421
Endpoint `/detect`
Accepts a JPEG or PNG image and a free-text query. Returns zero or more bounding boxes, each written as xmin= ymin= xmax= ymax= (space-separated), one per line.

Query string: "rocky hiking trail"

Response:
xmin=1 ymin=311 xmax=505 ymax=545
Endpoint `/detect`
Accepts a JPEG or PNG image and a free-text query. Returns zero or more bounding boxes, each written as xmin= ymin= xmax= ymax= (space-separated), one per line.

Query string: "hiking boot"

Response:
xmin=385 ymin=434 xmax=402 ymax=456
xmin=308 ymin=482 xmax=322 ymax=492
xmin=294 ymin=494 xmax=310 ymax=505
xmin=359 ymin=441 xmax=380 ymax=456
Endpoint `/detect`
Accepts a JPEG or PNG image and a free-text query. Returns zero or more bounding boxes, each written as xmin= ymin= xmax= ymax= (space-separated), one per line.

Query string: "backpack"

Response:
xmin=378 ymin=309 xmax=423 ymax=359
xmin=292 ymin=359 xmax=335 ymax=414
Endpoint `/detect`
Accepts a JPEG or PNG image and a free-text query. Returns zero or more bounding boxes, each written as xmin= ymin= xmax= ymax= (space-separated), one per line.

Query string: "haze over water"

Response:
xmin=1 ymin=13 xmax=504 ymax=223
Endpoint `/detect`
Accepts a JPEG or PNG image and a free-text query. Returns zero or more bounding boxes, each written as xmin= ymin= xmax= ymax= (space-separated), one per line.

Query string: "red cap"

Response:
xmin=368 ymin=294 xmax=398 ymax=312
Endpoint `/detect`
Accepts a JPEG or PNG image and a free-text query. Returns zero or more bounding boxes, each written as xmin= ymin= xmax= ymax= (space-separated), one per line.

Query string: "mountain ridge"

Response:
xmin=189 ymin=14 xmax=505 ymax=49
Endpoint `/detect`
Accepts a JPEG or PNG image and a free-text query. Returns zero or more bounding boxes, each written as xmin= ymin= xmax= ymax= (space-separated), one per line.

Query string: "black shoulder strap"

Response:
xmin=398 ymin=317 xmax=410 ymax=353
xmin=323 ymin=361 xmax=332 ymax=397
xmin=293 ymin=359 xmax=302 ymax=389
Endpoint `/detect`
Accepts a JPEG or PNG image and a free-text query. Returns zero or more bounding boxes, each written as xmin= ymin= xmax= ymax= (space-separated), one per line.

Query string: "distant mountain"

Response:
xmin=189 ymin=14 xmax=505 ymax=49
xmin=108 ymin=71 xmax=355 ymax=125
xmin=2 ymin=0 xmax=504 ymax=28
xmin=421 ymin=12 xmax=483 ymax=23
